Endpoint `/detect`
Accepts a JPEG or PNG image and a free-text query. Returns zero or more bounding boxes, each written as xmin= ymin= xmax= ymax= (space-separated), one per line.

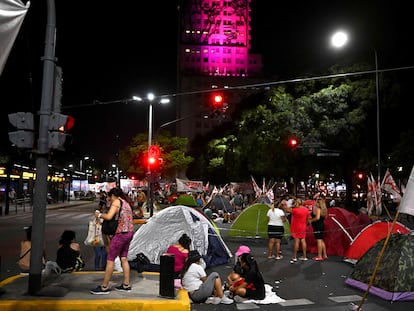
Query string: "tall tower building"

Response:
xmin=176 ymin=0 xmax=263 ymax=146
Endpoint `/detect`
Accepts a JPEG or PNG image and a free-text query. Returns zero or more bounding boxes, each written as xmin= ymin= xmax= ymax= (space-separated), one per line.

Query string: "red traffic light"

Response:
xmin=146 ymin=145 xmax=162 ymax=170
xmin=211 ymin=93 xmax=224 ymax=108
xmin=357 ymin=173 xmax=364 ymax=180
xmin=289 ymin=138 xmax=298 ymax=148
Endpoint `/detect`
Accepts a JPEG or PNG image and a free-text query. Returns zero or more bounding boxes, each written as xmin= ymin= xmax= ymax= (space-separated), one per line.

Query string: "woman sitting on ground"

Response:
xmin=229 ymin=253 xmax=265 ymax=302
xmin=226 ymin=245 xmax=250 ymax=289
xmin=181 ymin=250 xmax=233 ymax=304
xmin=56 ymin=230 xmax=84 ymax=273
xmin=17 ymin=226 xmax=46 ymax=273
xmin=166 ymin=233 xmax=192 ymax=278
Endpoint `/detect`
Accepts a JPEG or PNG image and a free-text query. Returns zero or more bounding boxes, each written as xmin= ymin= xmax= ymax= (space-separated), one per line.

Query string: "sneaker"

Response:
xmin=114 ymin=284 xmax=132 ymax=292
xmin=220 ymin=295 xmax=234 ymax=304
xmin=290 ymin=258 xmax=298 ymax=264
xmin=205 ymin=297 xmax=221 ymax=304
xmin=275 ymin=255 xmax=283 ymax=260
xmin=224 ymin=290 xmax=234 ymax=299
xmin=234 ymin=295 xmax=248 ymax=303
xmin=90 ymin=285 xmax=110 ymax=295
xmin=299 ymin=257 xmax=308 ymax=261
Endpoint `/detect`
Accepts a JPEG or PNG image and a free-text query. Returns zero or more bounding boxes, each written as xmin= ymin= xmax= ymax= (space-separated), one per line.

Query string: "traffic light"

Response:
xmin=289 ymin=137 xmax=298 ymax=148
xmin=147 ymin=145 xmax=162 ymax=171
xmin=48 ymin=113 xmax=75 ymax=150
xmin=210 ymin=92 xmax=228 ymax=112
xmin=356 ymin=172 xmax=364 ymax=180
xmin=8 ymin=112 xmax=35 ymax=149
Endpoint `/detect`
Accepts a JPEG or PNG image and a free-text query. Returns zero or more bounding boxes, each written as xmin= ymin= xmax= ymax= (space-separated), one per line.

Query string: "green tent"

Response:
xmin=173 ymin=194 xmax=197 ymax=207
xmin=228 ymin=203 xmax=290 ymax=238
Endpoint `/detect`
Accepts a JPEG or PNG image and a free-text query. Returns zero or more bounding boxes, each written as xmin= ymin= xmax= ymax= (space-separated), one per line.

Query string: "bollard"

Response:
xmin=159 ymin=254 xmax=175 ymax=298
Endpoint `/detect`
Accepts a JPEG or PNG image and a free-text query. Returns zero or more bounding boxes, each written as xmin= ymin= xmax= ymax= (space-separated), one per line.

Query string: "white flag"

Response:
xmin=381 ymin=168 xmax=401 ymax=201
xmin=399 ymin=166 xmax=414 ymax=216
xmin=251 ymin=176 xmax=262 ymax=198
xmin=0 ymin=0 xmax=30 ymax=76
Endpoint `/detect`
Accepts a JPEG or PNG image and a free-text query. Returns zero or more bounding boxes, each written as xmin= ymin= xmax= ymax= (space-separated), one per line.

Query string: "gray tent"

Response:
xmin=128 ymin=205 xmax=232 ymax=268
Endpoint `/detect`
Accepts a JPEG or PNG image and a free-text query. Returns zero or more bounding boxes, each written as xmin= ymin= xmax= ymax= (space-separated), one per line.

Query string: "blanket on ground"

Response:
xmin=241 ymin=284 xmax=286 ymax=304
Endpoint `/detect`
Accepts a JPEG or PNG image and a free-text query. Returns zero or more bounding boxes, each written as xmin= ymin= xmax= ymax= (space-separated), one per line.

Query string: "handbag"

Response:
xmin=102 ymin=200 xmax=122 ymax=235
xmin=84 ymin=220 xmax=105 ymax=246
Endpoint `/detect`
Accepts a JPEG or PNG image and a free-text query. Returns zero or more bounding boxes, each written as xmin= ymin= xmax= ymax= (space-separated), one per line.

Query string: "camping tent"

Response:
xmin=306 ymin=207 xmax=362 ymax=256
xmin=228 ymin=203 xmax=290 ymax=238
xmin=344 ymin=220 xmax=411 ymax=262
xmin=173 ymin=194 xmax=197 ymax=207
xmin=128 ymin=205 xmax=232 ymax=268
xmin=204 ymin=194 xmax=234 ymax=213
xmin=345 ymin=233 xmax=414 ymax=301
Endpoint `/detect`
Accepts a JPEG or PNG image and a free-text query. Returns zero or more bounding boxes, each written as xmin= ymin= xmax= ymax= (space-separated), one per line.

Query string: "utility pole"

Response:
xmin=28 ymin=0 xmax=56 ymax=295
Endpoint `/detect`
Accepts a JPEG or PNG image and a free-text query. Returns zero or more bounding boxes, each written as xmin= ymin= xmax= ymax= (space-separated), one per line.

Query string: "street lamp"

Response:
xmin=132 ymin=93 xmax=170 ymax=216
xmin=331 ymin=30 xmax=381 ymax=181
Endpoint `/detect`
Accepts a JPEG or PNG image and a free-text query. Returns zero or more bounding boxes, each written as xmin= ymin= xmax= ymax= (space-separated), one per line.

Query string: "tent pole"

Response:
xmin=255 ymin=210 xmax=261 ymax=238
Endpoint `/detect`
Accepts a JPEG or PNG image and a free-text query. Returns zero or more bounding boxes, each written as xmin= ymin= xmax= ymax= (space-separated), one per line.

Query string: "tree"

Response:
xmin=119 ymin=131 xmax=193 ymax=180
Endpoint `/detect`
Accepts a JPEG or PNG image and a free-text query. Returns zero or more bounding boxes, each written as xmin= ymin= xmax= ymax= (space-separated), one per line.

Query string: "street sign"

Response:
xmin=302 ymin=146 xmax=320 ymax=155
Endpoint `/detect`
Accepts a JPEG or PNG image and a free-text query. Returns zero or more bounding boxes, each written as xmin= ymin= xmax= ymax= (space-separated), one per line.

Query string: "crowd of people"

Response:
xmin=17 ymin=185 xmax=341 ymax=304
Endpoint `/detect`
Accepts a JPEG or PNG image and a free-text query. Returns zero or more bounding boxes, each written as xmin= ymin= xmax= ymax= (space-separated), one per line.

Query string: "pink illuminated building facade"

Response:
xmin=176 ymin=0 xmax=264 ymax=145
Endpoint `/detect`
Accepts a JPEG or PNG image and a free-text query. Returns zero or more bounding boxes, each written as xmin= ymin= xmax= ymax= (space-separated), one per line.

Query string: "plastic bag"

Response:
xmin=84 ymin=220 xmax=105 ymax=247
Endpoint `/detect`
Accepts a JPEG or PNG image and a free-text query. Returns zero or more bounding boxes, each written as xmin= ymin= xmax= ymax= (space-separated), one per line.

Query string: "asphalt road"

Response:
xmin=0 ymin=201 xmax=413 ymax=310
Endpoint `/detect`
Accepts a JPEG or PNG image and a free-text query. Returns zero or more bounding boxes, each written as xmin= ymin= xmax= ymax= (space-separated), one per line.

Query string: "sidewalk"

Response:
xmin=0 ymin=201 xmax=189 ymax=311
xmin=0 ymin=271 xmax=190 ymax=311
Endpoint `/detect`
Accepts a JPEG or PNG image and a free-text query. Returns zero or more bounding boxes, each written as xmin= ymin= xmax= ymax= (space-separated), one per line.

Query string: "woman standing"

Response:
xmin=266 ymin=201 xmax=286 ymax=259
xmin=310 ymin=198 xmax=328 ymax=261
xmin=283 ymin=198 xmax=309 ymax=263
xmin=90 ymin=187 xmax=134 ymax=294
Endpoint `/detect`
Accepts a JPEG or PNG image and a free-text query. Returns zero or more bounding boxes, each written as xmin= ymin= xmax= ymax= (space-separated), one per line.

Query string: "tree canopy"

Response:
xmin=119 ymin=131 xmax=193 ymax=180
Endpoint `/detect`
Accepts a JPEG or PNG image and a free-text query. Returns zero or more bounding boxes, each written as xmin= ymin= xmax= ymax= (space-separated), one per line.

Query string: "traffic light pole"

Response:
xmin=28 ymin=0 xmax=56 ymax=295
xmin=147 ymin=103 xmax=154 ymax=217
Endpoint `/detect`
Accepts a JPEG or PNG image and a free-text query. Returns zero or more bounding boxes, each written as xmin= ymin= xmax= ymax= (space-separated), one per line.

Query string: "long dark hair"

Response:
xmin=59 ymin=230 xmax=76 ymax=245
xmin=239 ymin=253 xmax=260 ymax=274
xmin=178 ymin=233 xmax=191 ymax=250
xmin=108 ymin=187 xmax=133 ymax=206
xmin=180 ymin=250 xmax=201 ymax=279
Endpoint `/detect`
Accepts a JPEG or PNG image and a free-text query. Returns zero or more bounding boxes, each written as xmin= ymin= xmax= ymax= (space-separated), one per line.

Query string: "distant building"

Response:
xmin=176 ymin=0 xmax=265 ymax=145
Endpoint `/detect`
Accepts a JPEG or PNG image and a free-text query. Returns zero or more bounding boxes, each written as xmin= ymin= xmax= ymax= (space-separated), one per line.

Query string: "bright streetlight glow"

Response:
xmin=331 ymin=31 xmax=348 ymax=48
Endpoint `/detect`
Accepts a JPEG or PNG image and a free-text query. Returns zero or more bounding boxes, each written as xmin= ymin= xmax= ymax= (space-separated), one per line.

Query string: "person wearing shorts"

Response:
xmin=90 ymin=187 xmax=134 ymax=294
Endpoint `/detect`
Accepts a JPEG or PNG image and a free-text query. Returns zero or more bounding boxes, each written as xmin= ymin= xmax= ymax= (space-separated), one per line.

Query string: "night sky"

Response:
xmin=1 ymin=0 xmax=413 ymax=166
